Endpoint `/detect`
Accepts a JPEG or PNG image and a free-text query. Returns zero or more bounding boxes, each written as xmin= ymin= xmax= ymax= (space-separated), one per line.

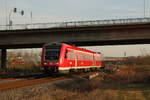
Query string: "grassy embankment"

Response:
xmin=45 ymin=56 xmax=150 ymax=100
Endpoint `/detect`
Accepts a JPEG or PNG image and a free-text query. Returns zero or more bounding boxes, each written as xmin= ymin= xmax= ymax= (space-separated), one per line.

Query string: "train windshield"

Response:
xmin=45 ymin=45 xmax=61 ymax=61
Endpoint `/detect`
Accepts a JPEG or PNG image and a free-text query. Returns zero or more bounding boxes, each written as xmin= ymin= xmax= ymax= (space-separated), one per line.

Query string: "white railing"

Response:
xmin=0 ymin=18 xmax=150 ymax=30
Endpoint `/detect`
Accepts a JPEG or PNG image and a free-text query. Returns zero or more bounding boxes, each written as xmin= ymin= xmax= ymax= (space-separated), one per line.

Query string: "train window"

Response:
xmin=77 ymin=52 xmax=82 ymax=60
xmin=65 ymin=50 xmax=68 ymax=59
xmin=83 ymin=54 xmax=86 ymax=60
xmin=76 ymin=52 xmax=93 ymax=60
xmin=70 ymin=51 xmax=75 ymax=59
xmin=66 ymin=49 xmax=76 ymax=60
xmin=77 ymin=53 xmax=80 ymax=59
xmin=45 ymin=46 xmax=61 ymax=61
xmin=95 ymin=56 xmax=97 ymax=60
xmin=94 ymin=55 xmax=100 ymax=60
xmin=66 ymin=52 xmax=71 ymax=59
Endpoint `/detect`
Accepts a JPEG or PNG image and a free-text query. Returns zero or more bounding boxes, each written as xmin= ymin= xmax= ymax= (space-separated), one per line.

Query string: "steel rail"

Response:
xmin=0 ymin=76 xmax=65 ymax=91
xmin=0 ymin=72 xmax=98 ymax=91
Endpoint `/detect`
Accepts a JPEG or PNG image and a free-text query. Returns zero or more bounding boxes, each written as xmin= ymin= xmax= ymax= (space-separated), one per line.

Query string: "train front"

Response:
xmin=41 ymin=43 xmax=62 ymax=73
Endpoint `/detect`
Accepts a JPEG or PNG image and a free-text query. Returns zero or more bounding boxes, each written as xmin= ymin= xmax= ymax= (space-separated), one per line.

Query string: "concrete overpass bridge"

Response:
xmin=0 ymin=18 xmax=150 ymax=68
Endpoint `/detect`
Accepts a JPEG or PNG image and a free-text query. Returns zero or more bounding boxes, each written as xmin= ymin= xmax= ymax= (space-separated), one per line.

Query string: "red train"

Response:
xmin=41 ymin=43 xmax=103 ymax=73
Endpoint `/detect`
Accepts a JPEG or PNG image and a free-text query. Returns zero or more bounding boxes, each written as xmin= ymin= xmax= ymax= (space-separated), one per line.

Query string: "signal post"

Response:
xmin=0 ymin=49 xmax=7 ymax=69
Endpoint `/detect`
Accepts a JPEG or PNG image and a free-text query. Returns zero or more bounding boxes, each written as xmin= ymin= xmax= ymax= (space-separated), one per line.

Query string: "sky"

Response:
xmin=1 ymin=0 xmax=150 ymax=24
xmin=1 ymin=0 xmax=150 ymax=57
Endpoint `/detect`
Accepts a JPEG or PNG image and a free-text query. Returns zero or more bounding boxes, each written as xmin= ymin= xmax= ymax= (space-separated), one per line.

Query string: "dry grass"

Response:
xmin=0 ymin=56 xmax=150 ymax=100
xmin=104 ymin=65 xmax=150 ymax=84
xmin=7 ymin=61 xmax=41 ymax=69
xmin=124 ymin=55 xmax=150 ymax=65
xmin=0 ymin=63 xmax=149 ymax=100
xmin=0 ymin=65 xmax=42 ymax=78
xmin=1 ymin=74 xmax=149 ymax=100
xmin=47 ymin=63 xmax=150 ymax=100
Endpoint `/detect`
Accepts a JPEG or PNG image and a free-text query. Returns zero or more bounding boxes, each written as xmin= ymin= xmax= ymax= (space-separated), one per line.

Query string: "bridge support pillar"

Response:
xmin=0 ymin=49 xmax=7 ymax=69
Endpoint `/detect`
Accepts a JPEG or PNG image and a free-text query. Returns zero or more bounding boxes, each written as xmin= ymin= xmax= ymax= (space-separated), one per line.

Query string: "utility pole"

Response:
xmin=5 ymin=0 xmax=8 ymax=30
xmin=144 ymin=0 xmax=146 ymax=17
xmin=124 ymin=52 xmax=127 ymax=57
xmin=31 ymin=11 xmax=33 ymax=28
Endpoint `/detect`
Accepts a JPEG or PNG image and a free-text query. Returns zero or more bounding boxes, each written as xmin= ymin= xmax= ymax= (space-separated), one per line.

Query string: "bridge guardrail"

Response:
xmin=0 ymin=18 xmax=150 ymax=30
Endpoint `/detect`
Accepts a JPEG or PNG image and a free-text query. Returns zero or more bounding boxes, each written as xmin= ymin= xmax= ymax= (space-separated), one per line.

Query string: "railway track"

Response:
xmin=0 ymin=72 xmax=99 ymax=91
xmin=0 ymin=73 xmax=66 ymax=91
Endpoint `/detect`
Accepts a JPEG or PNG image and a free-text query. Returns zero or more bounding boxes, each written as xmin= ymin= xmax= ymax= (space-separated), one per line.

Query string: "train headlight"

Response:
xmin=44 ymin=62 xmax=47 ymax=65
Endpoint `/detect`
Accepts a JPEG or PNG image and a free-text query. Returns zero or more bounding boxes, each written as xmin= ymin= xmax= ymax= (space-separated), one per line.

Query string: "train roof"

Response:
xmin=43 ymin=42 xmax=101 ymax=54
xmin=43 ymin=42 xmax=62 ymax=46
xmin=62 ymin=43 xmax=100 ymax=54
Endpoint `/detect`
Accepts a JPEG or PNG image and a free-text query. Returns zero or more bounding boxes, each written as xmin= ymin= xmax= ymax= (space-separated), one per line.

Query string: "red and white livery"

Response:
xmin=41 ymin=43 xmax=103 ymax=73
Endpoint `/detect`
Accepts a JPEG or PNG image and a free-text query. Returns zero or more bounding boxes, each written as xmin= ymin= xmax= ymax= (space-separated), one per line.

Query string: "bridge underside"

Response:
xmin=0 ymin=39 xmax=150 ymax=49
xmin=1 ymin=39 xmax=150 ymax=69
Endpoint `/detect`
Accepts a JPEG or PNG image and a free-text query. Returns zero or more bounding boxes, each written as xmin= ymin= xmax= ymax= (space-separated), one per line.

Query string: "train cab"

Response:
xmin=41 ymin=43 xmax=62 ymax=72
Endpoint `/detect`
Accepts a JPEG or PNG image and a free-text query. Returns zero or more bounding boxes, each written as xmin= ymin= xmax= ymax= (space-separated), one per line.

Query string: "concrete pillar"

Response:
xmin=0 ymin=49 xmax=7 ymax=69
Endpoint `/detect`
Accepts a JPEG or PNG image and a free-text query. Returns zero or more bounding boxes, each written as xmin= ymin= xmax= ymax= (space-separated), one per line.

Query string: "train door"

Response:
xmin=76 ymin=51 xmax=82 ymax=67
xmin=76 ymin=51 xmax=86 ymax=67
xmin=95 ymin=54 xmax=101 ymax=66
xmin=65 ymin=49 xmax=76 ymax=68
xmin=93 ymin=54 xmax=96 ymax=66
xmin=74 ymin=50 xmax=77 ymax=67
